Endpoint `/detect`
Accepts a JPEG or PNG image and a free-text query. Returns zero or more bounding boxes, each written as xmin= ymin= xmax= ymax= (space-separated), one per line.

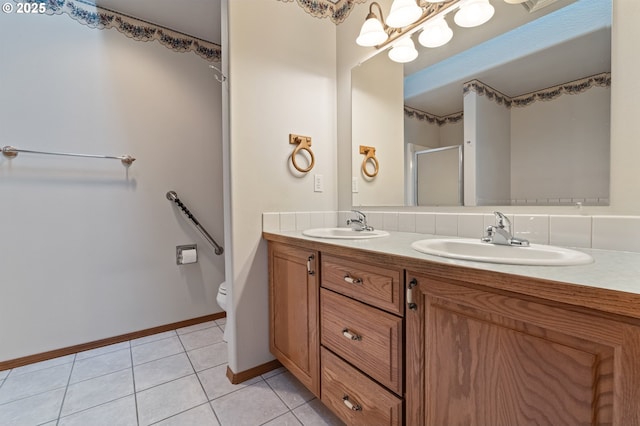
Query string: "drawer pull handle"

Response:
xmin=342 ymin=328 xmax=362 ymax=341
xmin=307 ymin=255 xmax=315 ymax=276
xmin=407 ymin=278 xmax=418 ymax=310
xmin=343 ymin=274 xmax=363 ymax=285
xmin=342 ymin=395 xmax=362 ymax=411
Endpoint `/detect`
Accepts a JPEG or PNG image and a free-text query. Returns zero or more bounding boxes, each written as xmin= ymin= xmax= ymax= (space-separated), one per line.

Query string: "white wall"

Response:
xmin=227 ymin=1 xmax=337 ymax=373
xmin=511 ymin=87 xmax=610 ymax=203
xmin=0 ymin=11 xmax=224 ymax=361
xmin=405 ymin=114 xmax=463 ymax=150
xmin=405 ymin=116 xmax=440 ymax=149
xmin=609 ymin=0 xmax=640 ymax=215
xmin=465 ymin=92 xmax=511 ymax=206
xmin=440 ymin=120 xmax=464 ymax=147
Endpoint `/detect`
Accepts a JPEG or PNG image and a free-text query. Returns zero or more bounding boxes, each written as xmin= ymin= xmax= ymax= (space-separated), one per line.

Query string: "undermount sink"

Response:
xmin=302 ymin=227 xmax=390 ymax=239
xmin=411 ymin=238 xmax=593 ymax=266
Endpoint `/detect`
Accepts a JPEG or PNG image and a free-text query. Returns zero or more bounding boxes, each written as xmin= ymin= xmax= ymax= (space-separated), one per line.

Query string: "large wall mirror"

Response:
xmin=351 ymin=0 xmax=611 ymax=207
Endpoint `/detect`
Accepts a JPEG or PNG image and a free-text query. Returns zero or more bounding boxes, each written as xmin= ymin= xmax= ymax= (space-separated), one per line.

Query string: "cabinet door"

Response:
xmin=406 ymin=273 xmax=627 ymax=426
xmin=269 ymin=242 xmax=319 ymax=397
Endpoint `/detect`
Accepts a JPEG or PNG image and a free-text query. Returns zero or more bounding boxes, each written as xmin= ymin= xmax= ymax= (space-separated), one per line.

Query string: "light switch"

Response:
xmin=314 ymin=174 xmax=324 ymax=192
xmin=352 ymin=177 xmax=359 ymax=193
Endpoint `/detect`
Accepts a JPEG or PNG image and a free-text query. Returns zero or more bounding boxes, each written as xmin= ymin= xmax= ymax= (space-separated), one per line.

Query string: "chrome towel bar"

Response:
xmin=2 ymin=145 xmax=136 ymax=166
xmin=166 ymin=191 xmax=224 ymax=256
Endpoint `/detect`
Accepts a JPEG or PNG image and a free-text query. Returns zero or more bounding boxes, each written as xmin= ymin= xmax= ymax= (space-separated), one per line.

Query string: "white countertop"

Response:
xmin=266 ymin=230 xmax=640 ymax=297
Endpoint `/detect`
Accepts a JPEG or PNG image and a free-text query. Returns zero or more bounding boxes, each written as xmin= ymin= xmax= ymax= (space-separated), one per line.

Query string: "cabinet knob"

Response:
xmin=342 ymin=395 xmax=362 ymax=411
xmin=342 ymin=328 xmax=362 ymax=341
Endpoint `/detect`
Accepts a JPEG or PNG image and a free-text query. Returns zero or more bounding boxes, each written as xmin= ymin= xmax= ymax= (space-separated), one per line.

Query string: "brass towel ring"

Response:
xmin=290 ymin=134 xmax=315 ymax=173
xmin=360 ymin=145 xmax=379 ymax=178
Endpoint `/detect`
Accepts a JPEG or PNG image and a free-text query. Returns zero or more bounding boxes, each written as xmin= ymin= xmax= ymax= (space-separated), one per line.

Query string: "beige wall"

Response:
xmin=226 ymin=0 xmax=337 ymax=373
xmin=351 ymin=52 xmax=404 ymax=206
xmin=0 ymin=10 xmax=224 ymax=361
xmin=608 ymin=0 xmax=640 ymax=214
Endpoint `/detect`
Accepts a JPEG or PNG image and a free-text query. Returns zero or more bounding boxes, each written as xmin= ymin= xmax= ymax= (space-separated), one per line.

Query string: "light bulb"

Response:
xmin=418 ymin=18 xmax=453 ymax=48
xmin=454 ymin=0 xmax=495 ymax=28
xmin=356 ymin=15 xmax=388 ymax=46
xmin=386 ymin=0 xmax=423 ymax=28
xmin=388 ymin=37 xmax=418 ymax=63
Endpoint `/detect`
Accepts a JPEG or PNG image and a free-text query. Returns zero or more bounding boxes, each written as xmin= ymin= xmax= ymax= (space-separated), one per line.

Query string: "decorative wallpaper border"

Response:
xmin=278 ymin=0 xmax=366 ymax=24
xmin=404 ymin=106 xmax=464 ymax=126
xmin=22 ymin=0 xmax=221 ymax=62
xmin=463 ymin=72 xmax=611 ymax=108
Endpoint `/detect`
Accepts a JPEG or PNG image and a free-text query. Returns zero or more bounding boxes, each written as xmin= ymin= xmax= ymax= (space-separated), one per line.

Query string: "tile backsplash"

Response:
xmin=262 ymin=211 xmax=640 ymax=254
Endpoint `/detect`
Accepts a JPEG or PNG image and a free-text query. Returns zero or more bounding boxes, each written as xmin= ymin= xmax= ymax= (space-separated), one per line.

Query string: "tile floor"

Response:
xmin=0 ymin=319 xmax=344 ymax=426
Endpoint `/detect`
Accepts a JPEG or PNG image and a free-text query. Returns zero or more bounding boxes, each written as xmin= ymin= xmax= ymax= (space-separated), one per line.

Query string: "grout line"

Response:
xmin=73 ymin=341 xmax=131 ymax=362
xmin=130 ymin=331 xmax=179 ymax=348
xmin=146 ymin=401 xmax=216 ymax=425
xmin=0 ymin=385 xmax=68 ymax=409
xmin=129 ymin=341 xmax=140 ymax=426
xmin=54 ymin=353 xmax=77 ymax=425
xmin=1 ymin=325 xmax=333 ymax=426
xmin=54 ymin=394 xmax=135 ymax=424
xmin=174 ymin=329 xmax=224 ymax=424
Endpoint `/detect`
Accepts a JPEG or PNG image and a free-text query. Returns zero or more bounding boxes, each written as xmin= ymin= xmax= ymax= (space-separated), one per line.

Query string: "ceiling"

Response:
xmin=94 ymin=0 xmax=222 ymax=44
xmin=403 ymin=0 xmax=612 ymax=116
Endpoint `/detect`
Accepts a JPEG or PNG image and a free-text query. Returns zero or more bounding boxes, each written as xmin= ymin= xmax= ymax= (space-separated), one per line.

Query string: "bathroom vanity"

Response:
xmin=264 ymin=230 xmax=640 ymax=425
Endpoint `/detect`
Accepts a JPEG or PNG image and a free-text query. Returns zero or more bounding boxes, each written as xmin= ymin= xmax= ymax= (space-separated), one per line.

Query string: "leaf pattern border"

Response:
xmin=22 ymin=0 xmax=221 ymax=62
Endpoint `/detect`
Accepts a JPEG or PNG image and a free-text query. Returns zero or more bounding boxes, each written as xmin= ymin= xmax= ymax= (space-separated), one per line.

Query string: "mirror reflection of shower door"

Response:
xmin=414 ymin=145 xmax=463 ymax=206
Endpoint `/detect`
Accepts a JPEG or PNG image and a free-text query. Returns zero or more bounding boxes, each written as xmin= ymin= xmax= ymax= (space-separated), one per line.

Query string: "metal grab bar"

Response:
xmin=2 ymin=145 xmax=136 ymax=166
xmin=166 ymin=191 xmax=224 ymax=255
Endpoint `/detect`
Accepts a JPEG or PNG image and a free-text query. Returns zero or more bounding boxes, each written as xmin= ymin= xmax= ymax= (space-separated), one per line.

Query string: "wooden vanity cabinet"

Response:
xmin=405 ymin=271 xmax=640 ymax=425
xmin=266 ymin=233 xmax=640 ymax=425
xmin=268 ymin=242 xmax=320 ymax=397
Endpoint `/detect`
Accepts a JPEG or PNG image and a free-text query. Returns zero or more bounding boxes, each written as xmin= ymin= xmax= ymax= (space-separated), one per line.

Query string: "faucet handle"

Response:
xmin=493 ymin=211 xmax=511 ymax=231
xmin=351 ymin=209 xmax=366 ymax=220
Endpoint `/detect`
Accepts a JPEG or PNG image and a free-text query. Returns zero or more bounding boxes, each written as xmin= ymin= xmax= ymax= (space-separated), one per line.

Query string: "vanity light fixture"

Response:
xmin=356 ymin=2 xmax=390 ymax=46
xmin=357 ymin=0 xmax=505 ymax=63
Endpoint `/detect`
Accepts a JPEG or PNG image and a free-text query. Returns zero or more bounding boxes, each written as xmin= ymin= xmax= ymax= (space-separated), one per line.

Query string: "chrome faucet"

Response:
xmin=481 ymin=211 xmax=529 ymax=247
xmin=347 ymin=210 xmax=374 ymax=231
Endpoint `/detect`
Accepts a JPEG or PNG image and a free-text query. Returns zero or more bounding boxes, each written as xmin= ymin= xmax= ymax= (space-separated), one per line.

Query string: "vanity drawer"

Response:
xmin=320 ymin=288 xmax=403 ymax=394
xmin=321 ymin=254 xmax=403 ymax=315
xmin=321 ymin=347 xmax=402 ymax=426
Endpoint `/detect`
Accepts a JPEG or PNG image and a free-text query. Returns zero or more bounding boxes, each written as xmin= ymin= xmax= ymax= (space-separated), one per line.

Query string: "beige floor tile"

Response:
xmin=58 ymin=395 xmax=137 ymax=426
xmin=136 ymin=374 xmax=207 ymax=425
xmin=154 ymin=403 xmax=220 ymax=426
xmin=134 ymin=352 xmax=195 ymax=391
xmin=187 ymin=341 xmax=228 ymax=371
xmin=61 ymin=369 xmax=133 ymax=417
xmin=210 ymin=381 xmax=288 ymax=426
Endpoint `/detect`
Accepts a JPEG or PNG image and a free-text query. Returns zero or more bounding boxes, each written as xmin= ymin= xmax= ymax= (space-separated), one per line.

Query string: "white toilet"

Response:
xmin=216 ymin=282 xmax=229 ymax=342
